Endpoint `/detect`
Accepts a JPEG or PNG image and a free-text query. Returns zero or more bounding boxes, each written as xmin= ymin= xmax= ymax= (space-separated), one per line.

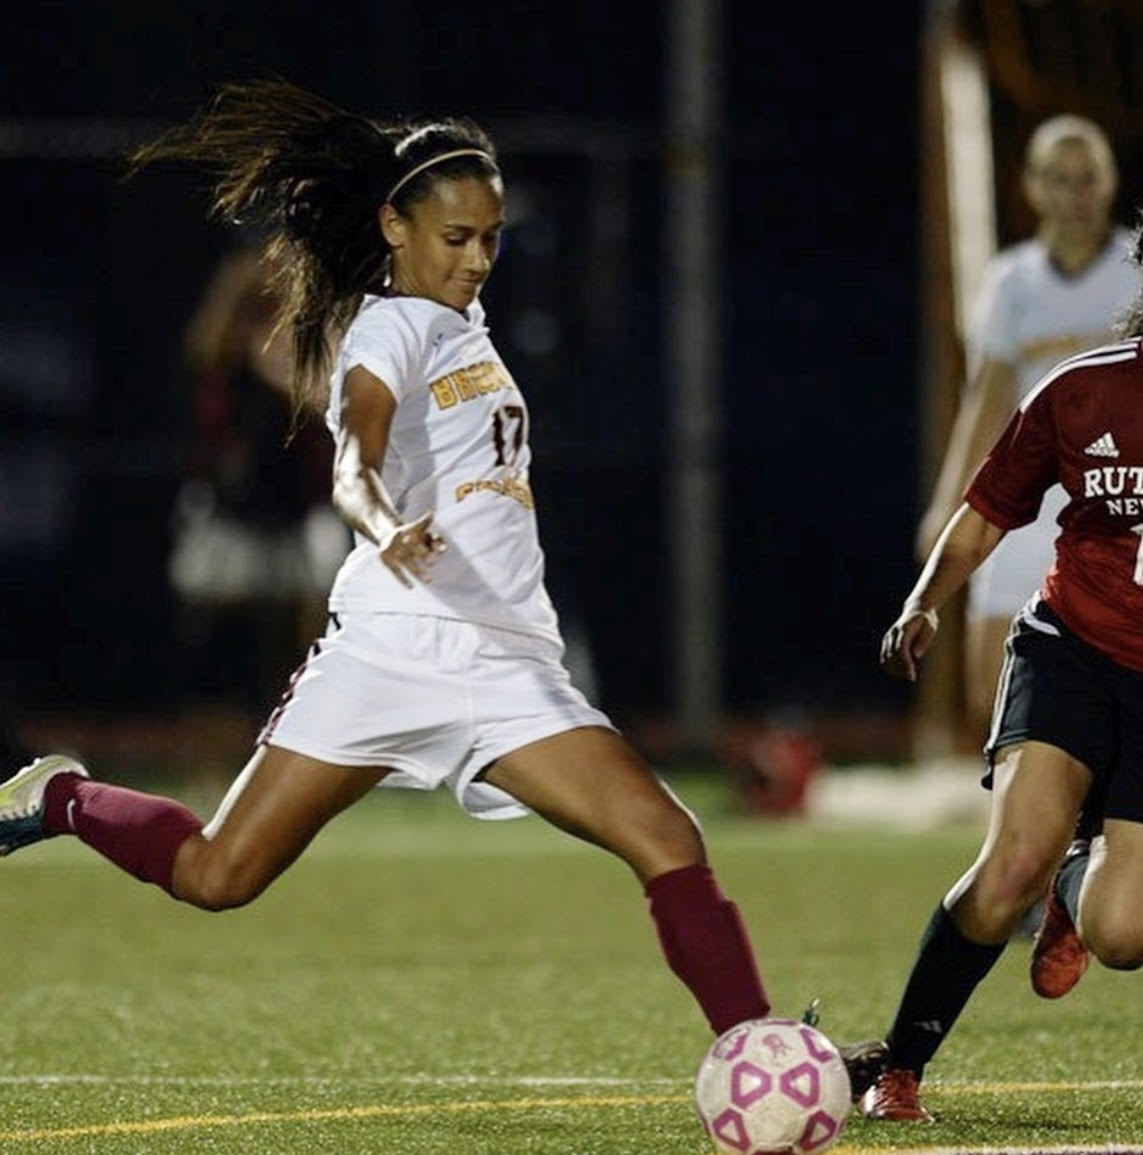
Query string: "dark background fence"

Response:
xmin=0 ymin=1 xmax=925 ymax=763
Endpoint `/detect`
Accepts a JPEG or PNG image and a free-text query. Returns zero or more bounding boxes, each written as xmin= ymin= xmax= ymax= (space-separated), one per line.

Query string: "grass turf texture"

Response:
xmin=0 ymin=770 xmax=1139 ymax=1154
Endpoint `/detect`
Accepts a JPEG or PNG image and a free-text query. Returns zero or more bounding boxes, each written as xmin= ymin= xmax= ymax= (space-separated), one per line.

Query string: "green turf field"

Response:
xmin=0 ymin=769 xmax=1138 ymax=1154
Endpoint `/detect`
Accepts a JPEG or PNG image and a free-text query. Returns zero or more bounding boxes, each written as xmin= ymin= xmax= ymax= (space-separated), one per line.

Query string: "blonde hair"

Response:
xmin=1025 ymin=114 xmax=1117 ymax=183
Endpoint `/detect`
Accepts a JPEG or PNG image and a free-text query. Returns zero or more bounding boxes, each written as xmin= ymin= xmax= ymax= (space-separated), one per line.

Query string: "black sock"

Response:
xmin=1056 ymin=846 xmax=1090 ymax=923
xmin=884 ymin=903 xmax=1006 ymax=1078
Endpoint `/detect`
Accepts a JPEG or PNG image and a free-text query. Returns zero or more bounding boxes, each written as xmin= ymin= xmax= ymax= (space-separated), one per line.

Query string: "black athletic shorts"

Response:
xmin=984 ymin=595 xmax=1143 ymax=824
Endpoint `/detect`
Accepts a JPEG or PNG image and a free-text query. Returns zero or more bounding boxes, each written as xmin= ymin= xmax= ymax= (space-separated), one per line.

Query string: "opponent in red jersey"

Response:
xmin=967 ymin=337 xmax=1143 ymax=671
xmin=916 ymin=114 xmax=1134 ymax=745
xmin=860 ymin=247 xmax=1143 ymax=1123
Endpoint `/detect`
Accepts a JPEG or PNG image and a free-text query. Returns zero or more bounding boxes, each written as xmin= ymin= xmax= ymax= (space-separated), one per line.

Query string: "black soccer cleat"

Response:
xmin=801 ymin=998 xmax=888 ymax=1101
xmin=837 ymin=1037 xmax=890 ymax=1101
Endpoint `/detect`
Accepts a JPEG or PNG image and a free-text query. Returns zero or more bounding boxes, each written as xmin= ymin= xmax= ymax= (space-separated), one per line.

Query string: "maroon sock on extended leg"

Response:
xmin=43 ymin=774 xmax=203 ymax=895
xmin=645 ymin=862 xmax=770 ymax=1035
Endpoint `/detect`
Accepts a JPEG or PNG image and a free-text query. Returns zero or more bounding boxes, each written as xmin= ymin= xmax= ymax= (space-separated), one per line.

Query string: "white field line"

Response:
xmin=834 ymin=1148 xmax=1143 ymax=1155
xmin=2 ymin=1074 xmax=1142 ymax=1091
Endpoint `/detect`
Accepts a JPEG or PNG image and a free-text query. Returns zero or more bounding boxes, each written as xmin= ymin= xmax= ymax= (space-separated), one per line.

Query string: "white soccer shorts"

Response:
xmin=258 ymin=612 xmax=615 ymax=820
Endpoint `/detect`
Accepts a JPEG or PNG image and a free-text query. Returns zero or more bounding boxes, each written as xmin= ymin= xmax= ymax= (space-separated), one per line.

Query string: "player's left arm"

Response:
xmin=332 ymin=364 xmax=446 ymax=587
xmin=882 ymin=503 xmax=1006 ymax=682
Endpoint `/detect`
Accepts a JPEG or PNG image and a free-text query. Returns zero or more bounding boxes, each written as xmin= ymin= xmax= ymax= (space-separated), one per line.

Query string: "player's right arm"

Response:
xmin=332 ymin=365 xmax=445 ymax=588
xmin=883 ymin=503 xmax=1006 ymax=682
xmin=915 ymin=356 xmax=1017 ymax=559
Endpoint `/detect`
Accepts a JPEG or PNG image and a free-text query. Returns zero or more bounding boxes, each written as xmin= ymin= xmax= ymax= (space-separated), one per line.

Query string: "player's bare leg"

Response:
xmin=171 ymin=746 xmax=387 ymax=909
xmin=483 ymin=727 xmax=885 ymax=1091
xmin=1075 ymin=818 xmax=1143 ymax=970
xmin=945 ymin=741 xmax=1090 ymax=942
xmin=481 ymin=725 xmax=705 ymax=881
xmin=482 ymin=725 xmax=769 ymax=1035
xmin=0 ymin=746 xmax=385 ymax=910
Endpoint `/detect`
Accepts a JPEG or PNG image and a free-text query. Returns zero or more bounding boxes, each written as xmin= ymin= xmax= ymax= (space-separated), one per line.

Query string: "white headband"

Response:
xmin=384 ymin=148 xmax=496 ymax=203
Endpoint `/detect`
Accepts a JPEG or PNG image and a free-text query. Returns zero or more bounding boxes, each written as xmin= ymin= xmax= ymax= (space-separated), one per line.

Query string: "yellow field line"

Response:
xmin=1 ymin=1081 xmax=1141 ymax=1146
xmin=0 ymin=1094 xmax=687 ymax=1143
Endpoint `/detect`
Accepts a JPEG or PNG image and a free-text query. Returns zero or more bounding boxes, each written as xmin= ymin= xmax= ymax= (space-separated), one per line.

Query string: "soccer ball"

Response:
xmin=694 ymin=1018 xmax=852 ymax=1154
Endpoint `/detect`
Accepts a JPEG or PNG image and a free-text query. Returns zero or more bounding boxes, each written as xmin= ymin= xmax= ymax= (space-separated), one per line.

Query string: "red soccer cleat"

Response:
xmin=1030 ymin=884 xmax=1089 ymax=999
xmin=860 ymin=1068 xmax=935 ymax=1123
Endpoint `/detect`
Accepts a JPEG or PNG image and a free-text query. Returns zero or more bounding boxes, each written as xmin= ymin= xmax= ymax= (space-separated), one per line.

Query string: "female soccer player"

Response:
xmin=916 ymin=114 xmax=1136 ymax=745
xmin=0 ymin=80 xmax=882 ymax=1088
xmin=863 ymin=224 xmax=1143 ymax=1121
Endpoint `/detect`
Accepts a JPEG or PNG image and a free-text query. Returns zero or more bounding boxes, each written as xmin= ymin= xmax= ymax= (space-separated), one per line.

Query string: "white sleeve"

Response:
xmin=341 ymin=307 xmax=419 ymax=401
xmin=327 ymin=305 xmax=421 ymax=436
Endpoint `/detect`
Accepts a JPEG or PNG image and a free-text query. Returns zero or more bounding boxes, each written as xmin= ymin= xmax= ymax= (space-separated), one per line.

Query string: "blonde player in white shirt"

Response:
xmin=0 ymin=80 xmax=885 ymax=1087
xmin=918 ymin=114 xmax=1136 ymax=743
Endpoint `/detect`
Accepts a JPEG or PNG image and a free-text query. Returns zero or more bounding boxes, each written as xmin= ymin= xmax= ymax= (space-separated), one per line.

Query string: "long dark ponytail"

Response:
xmin=128 ymin=78 xmax=499 ymax=422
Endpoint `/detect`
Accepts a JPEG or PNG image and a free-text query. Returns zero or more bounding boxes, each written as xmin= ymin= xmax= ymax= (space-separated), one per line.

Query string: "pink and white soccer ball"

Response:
xmin=694 ymin=1017 xmax=852 ymax=1155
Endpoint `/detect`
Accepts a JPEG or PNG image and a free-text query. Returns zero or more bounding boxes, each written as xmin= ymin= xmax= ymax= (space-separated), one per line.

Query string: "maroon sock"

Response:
xmin=43 ymin=774 xmax=203 ymax=895
xmin=646 ymin=862 xmax=770 ymax=1035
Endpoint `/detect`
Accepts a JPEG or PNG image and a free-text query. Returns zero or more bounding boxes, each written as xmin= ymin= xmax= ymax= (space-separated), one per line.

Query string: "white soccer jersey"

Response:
xmin=967 ymin=228 xmax=1137 ymax=397
xmin=324 ymin=293 xmax=561 ymax=644
xmin=966 ymin=229 xmax=1139 ymax=618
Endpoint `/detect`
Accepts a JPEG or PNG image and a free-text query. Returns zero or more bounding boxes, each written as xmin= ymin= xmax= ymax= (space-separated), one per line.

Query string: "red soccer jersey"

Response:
xmin=965 ymin=337 xmax=1143 ymax=672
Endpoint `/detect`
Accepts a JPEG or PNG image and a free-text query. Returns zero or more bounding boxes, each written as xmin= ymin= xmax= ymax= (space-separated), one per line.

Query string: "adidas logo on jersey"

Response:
xmin=1084 ymin=432 xmax=1120 ymax=458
